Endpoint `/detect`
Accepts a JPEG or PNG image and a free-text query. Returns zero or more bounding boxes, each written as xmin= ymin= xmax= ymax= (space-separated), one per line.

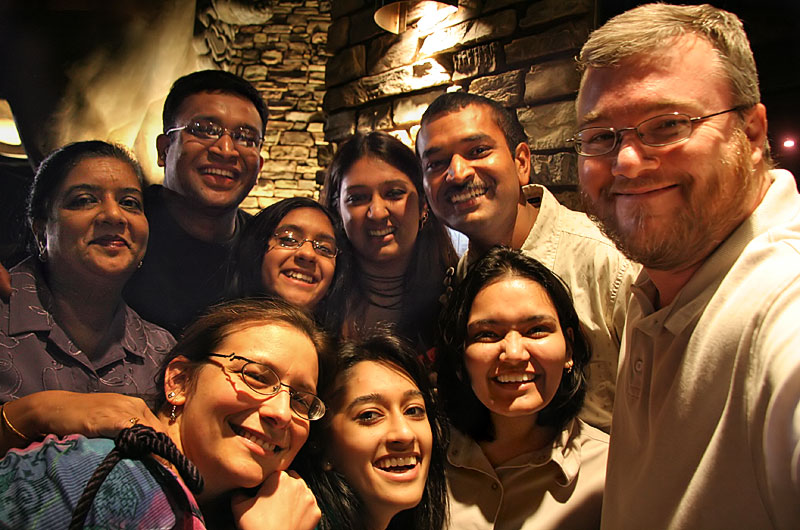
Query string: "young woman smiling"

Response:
xmin=436 ymin=247 xmax=608 ymax=529
xmin=0 ymin=299 xmax=330 ymax=529
xmin=295 ymin=325 xmax=448 ymax=530
xmin=323 ymin=132 xmax=457 ymax=347
xmin=229 ymin=197 xmax=344 ymax=329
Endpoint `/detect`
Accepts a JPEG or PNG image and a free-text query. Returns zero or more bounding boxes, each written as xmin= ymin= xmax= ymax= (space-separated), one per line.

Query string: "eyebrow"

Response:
xmin=420 ymin=133 xmax=494 ymax=160
xmin=345 ymin=389 xmax=424 ymax=412
xmin=578 ymin=99 xmax=702 ymax=127
xmin=467 ymin=314 xmax=557 ymax=329
xmin=222 ymin=353 xmax=317 ymax=393
xmin=64 ymin=184 xmax=142 ymax=196
xmin=275 ymin=223 xmax=336 ymax=242
xmin=190 ymin=115 xmax=260 ymax=131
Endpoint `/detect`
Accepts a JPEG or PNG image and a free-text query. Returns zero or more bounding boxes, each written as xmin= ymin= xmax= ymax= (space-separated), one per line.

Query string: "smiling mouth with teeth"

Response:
xmin=202 ymin=167 xmax=236 ymax=179
xmin=374 ymin=455 xmax=420 ymax=473
xmin=368 ymin=227 xmax=395 ymax=237
xmin=448 ymin=185 xmax=487 ymax=204
xmin=284 ymin=271 xmax=316 ymax=284
xmin=230 ymin=424 xmax=282 ymax=453
xmin=494 ymin=373 xmax=536 ymax=384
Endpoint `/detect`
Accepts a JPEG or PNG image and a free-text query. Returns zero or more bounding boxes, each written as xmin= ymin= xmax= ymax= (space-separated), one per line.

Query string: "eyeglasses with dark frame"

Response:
xmin=166 ymin=119 xmax=263 ymax=149
xmin=270 ymin=229 xmax=338 ymax=259
xmin=568 ymin=106 xmax=746 ymax=157
xmin=206 ymin=353 xmax=326 ymax=421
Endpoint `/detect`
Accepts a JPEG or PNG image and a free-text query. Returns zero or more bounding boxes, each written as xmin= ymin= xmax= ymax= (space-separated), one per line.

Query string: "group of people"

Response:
xmin=0 ymin=3 xmax=798 ymax=529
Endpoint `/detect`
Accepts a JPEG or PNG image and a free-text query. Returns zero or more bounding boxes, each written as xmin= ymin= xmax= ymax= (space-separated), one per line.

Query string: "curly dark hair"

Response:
xmin=436 ymin=246 xmax=591 ymax=441
xmin=294 ymin=323 xmax=449 ymax=530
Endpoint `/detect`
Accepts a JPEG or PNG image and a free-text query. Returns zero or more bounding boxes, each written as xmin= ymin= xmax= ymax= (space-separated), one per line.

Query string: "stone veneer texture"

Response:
xmin=324 ymin=0 xmax=594 ymax=209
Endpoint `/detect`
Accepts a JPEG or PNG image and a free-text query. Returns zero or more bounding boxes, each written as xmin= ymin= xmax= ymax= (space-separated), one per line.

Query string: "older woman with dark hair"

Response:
xmin=323 ymin=131 xmax=457 ymax=347
xmin=0 ymin=141 xmax=174 ymax=453
xmin=228 ymin=197 xmax=345 ymax=330
xmin=295 ymin=323 xmax=449 ymax=530
xmin=436 ymin=246 xmax=608 ymax=529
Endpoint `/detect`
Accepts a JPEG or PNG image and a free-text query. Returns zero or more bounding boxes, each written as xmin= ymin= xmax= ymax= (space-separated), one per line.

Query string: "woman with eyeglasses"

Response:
xmin=323 ymin=132 xmax=458 ymax=348
xmin=294 ymin=324 xmax=448 ymax=530
xmin=436 ymin=247 xmax=608 ymax=529
xmin=0 ymin=298 xmax=330 ymax=529
xmin=228 ymin=197 xmax=345 ymax=330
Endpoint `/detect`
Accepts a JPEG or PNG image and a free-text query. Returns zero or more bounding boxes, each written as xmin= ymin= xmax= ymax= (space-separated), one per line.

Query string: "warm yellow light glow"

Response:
xmin=0 ymin=119 xmax=21 ymax=145
xmin=374 ymin=0 xmax=458 ymax=34
xmin=783 ymin=139 xmax=796 ymax=149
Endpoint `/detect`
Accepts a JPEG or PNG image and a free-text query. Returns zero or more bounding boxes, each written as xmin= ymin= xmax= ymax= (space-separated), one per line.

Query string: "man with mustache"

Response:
xmin=123 ymin=69 xmax=266 ymax=336
xmin=416 ymin=92 xmax=639 ymax=432
xmin=575 ymin=4 xmax=800 ymax=528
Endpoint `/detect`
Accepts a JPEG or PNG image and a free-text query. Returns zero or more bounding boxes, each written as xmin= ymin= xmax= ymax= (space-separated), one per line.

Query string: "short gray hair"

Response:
xmin=578 ymin=3 xmax=760 ymax=108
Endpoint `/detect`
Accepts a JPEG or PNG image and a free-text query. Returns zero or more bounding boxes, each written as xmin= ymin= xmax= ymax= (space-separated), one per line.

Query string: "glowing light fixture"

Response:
xmin=374 ymin=0 xmax=459 ymax=34
xmin=783 ymin=139 xmax=796 ymax=149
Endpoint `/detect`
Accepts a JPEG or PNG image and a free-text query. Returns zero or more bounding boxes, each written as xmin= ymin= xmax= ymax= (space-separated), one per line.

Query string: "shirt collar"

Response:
xmin=447 ymin=419 xmax=583 ymax=487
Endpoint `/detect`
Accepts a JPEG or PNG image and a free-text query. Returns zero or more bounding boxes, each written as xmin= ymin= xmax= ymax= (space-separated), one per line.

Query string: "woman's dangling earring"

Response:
xmin=36 ymin=238 xmax=47 ymax=262
xmin=419 ymin=209 xmax=429 ymax=229
xmin=167 ymin=391 xmax=178 ymax=423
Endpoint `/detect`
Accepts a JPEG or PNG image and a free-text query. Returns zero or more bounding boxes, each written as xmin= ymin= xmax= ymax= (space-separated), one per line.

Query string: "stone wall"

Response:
xmin=324 ymin=0 xmax=594 ymax=207
xmin=195 ymin=0 xmax=333 ymax=213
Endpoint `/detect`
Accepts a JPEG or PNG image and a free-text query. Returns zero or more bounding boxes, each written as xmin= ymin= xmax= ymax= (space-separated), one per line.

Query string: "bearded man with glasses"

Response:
xmin=576 ymin=4 xmax=800 ymax=529
xmin=123 ymin=70 xmax=268 ymax=336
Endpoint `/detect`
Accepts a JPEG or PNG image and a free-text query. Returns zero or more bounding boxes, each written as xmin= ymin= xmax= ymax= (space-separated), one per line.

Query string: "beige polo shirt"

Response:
xmin=602 ymin=169 xmax=800 ymax=529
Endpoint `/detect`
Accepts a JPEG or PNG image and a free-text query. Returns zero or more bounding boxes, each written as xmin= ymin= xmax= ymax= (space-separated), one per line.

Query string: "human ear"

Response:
xmin=742 ymin=103 xmax=768 ymax=168
xmin=164 ymin=355 xmax=194 ymax=405
xmin=156 ymin=134 xmax=170 ymax=167
xmin=513 ymin=141 xmax=532 ymax=187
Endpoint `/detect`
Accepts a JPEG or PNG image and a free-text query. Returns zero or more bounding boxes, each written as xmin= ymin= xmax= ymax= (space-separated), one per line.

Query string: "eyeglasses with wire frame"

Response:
xmin=568 ymin=106 xmax=746 ymax=157
xmin=206 ymin=353 xmax=326 ymax=420
xmin=166 ymin=119 xmax=263 ymax=149
xmin=270 ymin=229 xmax=338 ymax=258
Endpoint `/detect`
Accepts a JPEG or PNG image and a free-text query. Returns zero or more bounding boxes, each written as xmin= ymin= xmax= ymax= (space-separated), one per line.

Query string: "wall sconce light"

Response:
xmin=374 ymin=0 xmax=459 ymax=34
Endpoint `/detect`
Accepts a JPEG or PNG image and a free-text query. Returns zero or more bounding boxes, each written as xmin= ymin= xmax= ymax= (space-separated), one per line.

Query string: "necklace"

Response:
xmin=362 ymin=270 xmax=404 ymax=310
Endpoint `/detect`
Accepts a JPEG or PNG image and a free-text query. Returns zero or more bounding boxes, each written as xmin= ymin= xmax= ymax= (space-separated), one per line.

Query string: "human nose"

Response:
xmin=208 ymin=131 xmax=239 ymax=159
xmin=446 ymin=154 xmax=474 ymax=183
xmin=259 ymin=388 xmax=293 ymax=428
xmin=611 ymin=129 xmax=660 ymax=179
xmin=386 ymin=413 xmax=415 ymax=446
xmin=499 ymin=331 xmax=530 ymax=363
xmin=96 ymin=198 xmax=126 ymax=225
xmin=367 ymin=197 xmax=390 ymax=220
xmin=294 ymin=239 xmax=318 ymax=260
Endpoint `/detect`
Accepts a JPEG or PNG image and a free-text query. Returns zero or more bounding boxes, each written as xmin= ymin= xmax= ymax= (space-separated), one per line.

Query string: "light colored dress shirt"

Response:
xmin=601 ymin=169 xmax=800 ymax=529
xmin=446 ymin=418 xmax=608 ymax=529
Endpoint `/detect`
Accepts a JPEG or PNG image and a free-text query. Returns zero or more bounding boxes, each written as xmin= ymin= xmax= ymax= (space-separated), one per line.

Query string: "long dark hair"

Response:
xmin=295 ymin=323 xmax=448 ymax=530
xmin=323 ymin=131 xmax=457 ymax=344
xmin=436 ymin=246 xmax=591 ymax=441
xmin=228 ymin=197 xmax=347 ymax=330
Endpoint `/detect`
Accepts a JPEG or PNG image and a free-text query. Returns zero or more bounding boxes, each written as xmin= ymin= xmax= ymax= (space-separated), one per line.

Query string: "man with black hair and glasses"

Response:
xmin=123 ymin=70 xmax=267 ymax=336
xmin=576 ymin=4 xmax=800 ymax=529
